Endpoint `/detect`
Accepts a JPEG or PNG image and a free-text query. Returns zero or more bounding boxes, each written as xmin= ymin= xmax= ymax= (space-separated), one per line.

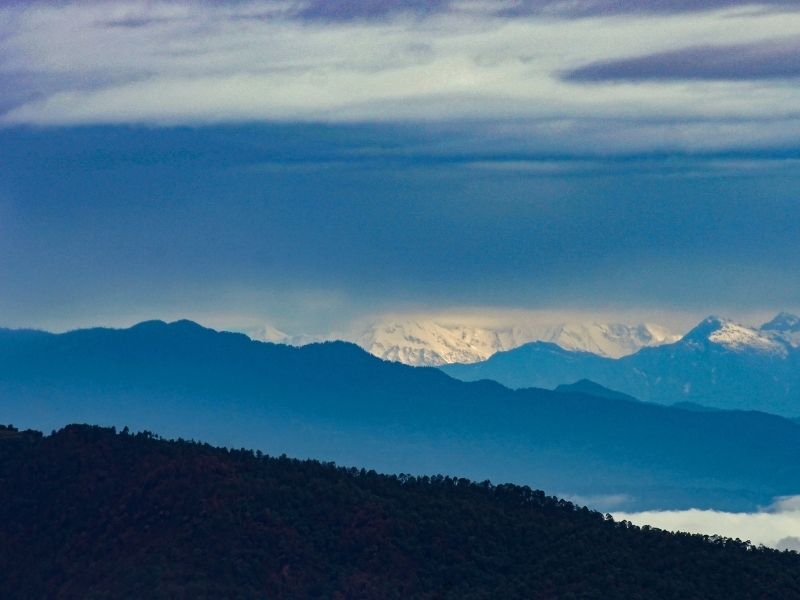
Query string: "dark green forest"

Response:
xmin=1 ymin=424 xmax=799 ymax=599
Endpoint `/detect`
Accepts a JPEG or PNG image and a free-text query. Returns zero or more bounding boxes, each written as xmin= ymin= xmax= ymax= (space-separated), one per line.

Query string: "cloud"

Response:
xmin=561 ymin=493 xmax=634 ymax=511
xmin=297 ymin=0 xmax=449 ymax=21
xmin=614 ymin=496 xmax=800 ymax=549
xmin=13 ymin=0 xmax=800 ymax=22
xmin=277 ymin=0 xmax=800 ymax=22
xmin=565 ymin=38 xmax=800 ymax=82
xmin=777 ymin=537 xmax=800 ymax=551
xmin=1 ymin=0 xmax=800 ymax=155
xmin=0 ymin=0 xmax=800 ymax=157
xmin=494 ymin=0 xmax=800 ymax=18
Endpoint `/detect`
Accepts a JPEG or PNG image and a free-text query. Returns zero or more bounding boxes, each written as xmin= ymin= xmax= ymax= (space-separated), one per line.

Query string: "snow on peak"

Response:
xmin=544 ymin=322 xmax=680 ymax=359
xmin=248 ymin=317 xmax=681 ymax=366
xmin=247 ymin=324 xmax=321 ymax=347
xmin=760 ymin=312 xmax=800 ymax=348
xmin=688 ymin=316 xmax=789 ymax=356
xmin=355 ymin=319 xmax=679 ymax=365
xmin=355 ymin=320 xmax=527 ymax=366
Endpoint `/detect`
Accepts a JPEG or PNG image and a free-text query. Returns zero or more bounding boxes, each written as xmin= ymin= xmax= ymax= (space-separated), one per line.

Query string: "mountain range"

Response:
xmin=442 ymin=313 xmax=800 ymax=417
xmin=1 ymin=319 xmax=799 ymax=511
xmin=254 ymin=318 xmax=680 ymax=365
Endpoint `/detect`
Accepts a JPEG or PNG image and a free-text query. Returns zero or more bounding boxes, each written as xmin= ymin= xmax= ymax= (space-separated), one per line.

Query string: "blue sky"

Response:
xmin=1 ymin=1 xmax=799 ymax=334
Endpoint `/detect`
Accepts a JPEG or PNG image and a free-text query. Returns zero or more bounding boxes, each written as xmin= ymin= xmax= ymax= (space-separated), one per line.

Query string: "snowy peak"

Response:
xmin=760 ymin=312 xmax=800 ymax=348
xmin=707 ymin=322 xmax=785 ymax=355
xmin=761 ymin=312 xmax=800 ymax=333
xmin=545 ymin=322 xmax=680 ymax=359
xmin=354 ymin=319 xmax=679 ymax=365
xmin=248 ymin=318 xmax=680 ymax=366
xmin=684 ymin=315 xmax=788 ymax=356
xmin=355 ymin=321 xmax=528 ymax=366
xmin=247 ymin=324 xmax=322 ymax=347
xmin=683 ymin=315 xmax=727 ymax=342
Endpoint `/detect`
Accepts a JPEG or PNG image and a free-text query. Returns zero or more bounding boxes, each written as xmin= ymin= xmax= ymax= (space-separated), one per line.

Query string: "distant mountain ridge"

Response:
xmin=254 ymin=318 xmax=680 ymax=365
xmin=1 ymin=319 xmax=800 ymax=511
xmin=442 ymin=313 xmax=800 ymax=417
xmin=554 ymin=379 xmax=640 ymax=404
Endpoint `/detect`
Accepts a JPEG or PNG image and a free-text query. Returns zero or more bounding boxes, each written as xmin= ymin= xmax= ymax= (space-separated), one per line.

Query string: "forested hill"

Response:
xmin=1 ymin=425 xmax=798 ymax=599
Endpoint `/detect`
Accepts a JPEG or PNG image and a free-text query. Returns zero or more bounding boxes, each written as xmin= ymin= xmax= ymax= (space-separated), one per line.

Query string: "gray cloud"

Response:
xmin=297 ymin=0 xmax=449 ymax=21
xmin=295 ymin=0 xmax=800 ymax=21
xmin=777 ymin=537 xmax=800 ymax=552
xmin=14 ymin=0 xmax=800 ymax=22
xmin=4 ymin=1 xmax=800 ymax=158
xmin=498 ymin=0 xmax=800 ymax=18
xmin=565 ymin=39 xmax=800 ymax=82
xmin=101 ymin=16 xmax=178 ymax=29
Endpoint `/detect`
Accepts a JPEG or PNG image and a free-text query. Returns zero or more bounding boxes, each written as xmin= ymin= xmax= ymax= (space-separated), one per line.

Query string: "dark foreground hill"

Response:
xmin=2 ymin=320 xmax=800 ymax=512
xmin=1 ymin=425 xmax=799 ymax=600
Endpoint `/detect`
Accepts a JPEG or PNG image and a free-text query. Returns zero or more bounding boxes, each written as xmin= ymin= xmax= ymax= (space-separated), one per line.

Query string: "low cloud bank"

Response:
xmin=614 ymin=496 xmax=800 ymax=550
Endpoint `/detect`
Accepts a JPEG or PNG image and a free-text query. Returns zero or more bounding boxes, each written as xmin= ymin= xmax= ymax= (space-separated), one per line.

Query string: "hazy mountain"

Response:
xmin=1 ymin=320 xmax=799 ymax=511
xmin=2 ymin=424 xmax=799 ymax=600
xmin=254 ymin=318 xmax=679 ymax=365
xmin=247 ymin=323 xmax=322 ymax=347
xmin=541 ymin=322 xmax=679 ymax=359
xmin=442 ymin=314 xmax=800 ymax=417
xmin=554 ymin=379 xmax=639 ymax=404
xmin=762 ymin=311 xmax=800 ymax=348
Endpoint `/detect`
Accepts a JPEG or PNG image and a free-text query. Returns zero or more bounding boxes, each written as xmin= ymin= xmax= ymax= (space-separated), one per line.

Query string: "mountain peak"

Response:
xmin=683 ymin=315 xmax=728 ymax=340
xmin=554 ymin=379 xmax=639 ymax=403
xmin=684 ymin=315 xmax=787 ymax=356
xmin=129 ymin=319 xmax=211 ymax=335
xmin=129 ymin=319 xmax=169 ymax=330
xmin=760 ymin=312 xmax=800 ymax=349
xmin=761 ymin=312 xmax=800 ymax=333
xmin=351 ymin=318 xmax=681 ymax=365
xmin=543 ymin=321 xmax=680 ymax=358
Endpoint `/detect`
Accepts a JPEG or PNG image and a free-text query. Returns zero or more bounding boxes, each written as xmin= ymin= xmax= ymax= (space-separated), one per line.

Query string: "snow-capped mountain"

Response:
xmin=761 ymin=312 xmax=800 ymax=348
xmin=353 ymin=321 xmax=528 ymax=366
xmin=247 ymin=324 xmax=321 ymax=348
xmin=680 ymin=313 xmax=800 ymax=356
xmin=683 ymin=316 xmax=789 ymax=356
xmin=442 ymin=313 xmax=800 ymax=416
xmin=542 ymin=322 xmax=679 ymax=359
xmin=357 ymin=320 xmax=680 ymax=365
xmin=251 ymin=318 xmax=680 ymax=366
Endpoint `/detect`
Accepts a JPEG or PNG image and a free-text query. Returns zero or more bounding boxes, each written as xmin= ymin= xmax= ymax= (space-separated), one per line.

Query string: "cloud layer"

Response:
xmin=565 ymin=39 xmax=800 ymax=82
xmin=2 ymin=1 xmax=800 ymax=153
xmin=615 ymin=496 xmax=800 ymax=550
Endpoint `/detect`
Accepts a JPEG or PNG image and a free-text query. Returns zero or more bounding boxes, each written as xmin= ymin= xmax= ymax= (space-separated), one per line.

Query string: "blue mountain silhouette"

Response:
xmin=442 ymin=314 xmax=800 ymax=416
xmin=1 ymin=319 xmax=799 ymax=511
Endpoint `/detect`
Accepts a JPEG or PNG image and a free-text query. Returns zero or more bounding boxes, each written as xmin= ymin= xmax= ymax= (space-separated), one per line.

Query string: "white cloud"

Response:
xmin=562 ymin=493 xmax=633 ymax=510
xmin=2 ymin=1 xmax=800 ymax=152
xmin=614 ymin=496 xmax=800 ymax=549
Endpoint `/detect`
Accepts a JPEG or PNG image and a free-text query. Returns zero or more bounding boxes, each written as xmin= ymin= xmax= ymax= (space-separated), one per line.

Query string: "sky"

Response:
xmin=1 ymin=0 xmax=800 ymax=335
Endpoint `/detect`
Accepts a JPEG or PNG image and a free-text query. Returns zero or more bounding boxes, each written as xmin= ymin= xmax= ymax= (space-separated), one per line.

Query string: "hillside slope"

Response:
xmin=1 ymin=424 xmax=799 ymax=600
